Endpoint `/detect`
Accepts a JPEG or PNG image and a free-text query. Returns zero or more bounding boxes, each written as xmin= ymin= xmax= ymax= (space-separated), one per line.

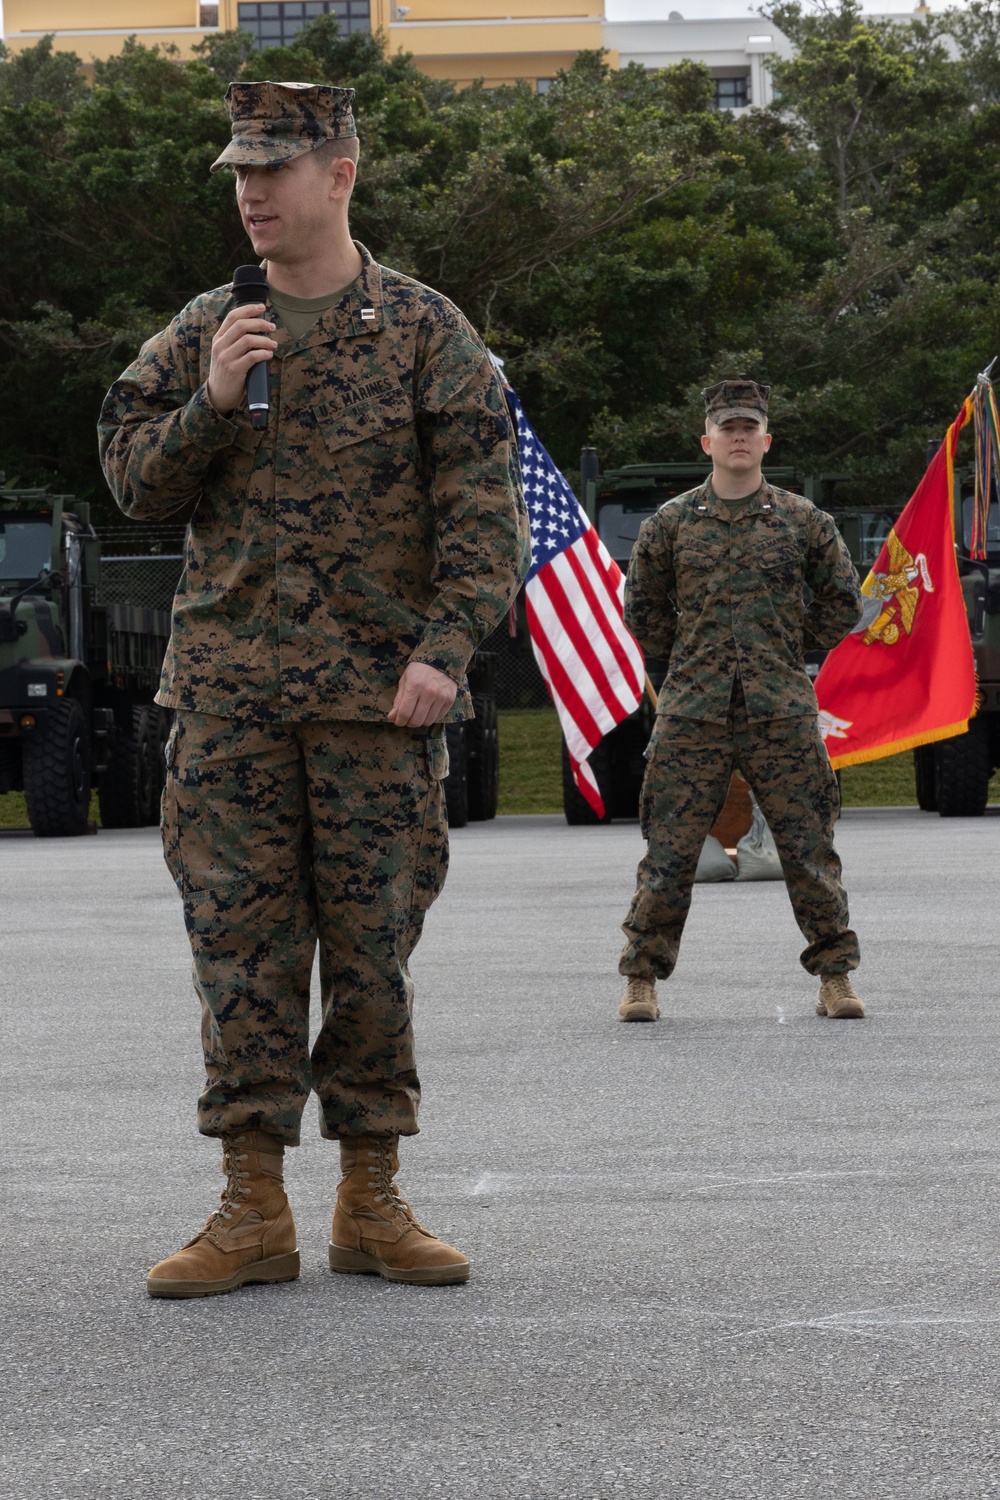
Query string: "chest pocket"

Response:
xmin=313 ymin=382 xmax=419 ymax=520
xmin=754 ymin=542 xmax=801 ymax=581
xmin=314 ymin=381 xmax=413 ymax=454
xmin=673 ymin=544 xmax=724 ymax=606
xmin=674 ymin=545 xmax=717 ymax=574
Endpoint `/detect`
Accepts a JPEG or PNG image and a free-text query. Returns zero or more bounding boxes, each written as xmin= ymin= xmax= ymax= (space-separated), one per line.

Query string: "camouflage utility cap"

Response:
xmin=703 ymin=379 xmax=770 ymax=427
xmin=211 ymin=81 xmax=356 ymax=173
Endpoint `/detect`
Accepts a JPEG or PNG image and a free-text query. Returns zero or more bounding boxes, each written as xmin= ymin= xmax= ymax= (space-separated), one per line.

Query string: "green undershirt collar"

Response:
xmin=268 ymin=278 xmax=358 ymax=342
xmin=710 ymin=482 xmax=763 ymax=517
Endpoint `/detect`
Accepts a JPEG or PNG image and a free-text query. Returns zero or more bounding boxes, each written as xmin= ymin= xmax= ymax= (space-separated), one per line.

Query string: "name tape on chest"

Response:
xmin=313 ymin=375 xmax=401 ymax=421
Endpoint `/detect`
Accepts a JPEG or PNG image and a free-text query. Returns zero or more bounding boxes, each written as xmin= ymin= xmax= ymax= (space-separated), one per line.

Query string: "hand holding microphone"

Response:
xmin=205 ymin=265 xmax=276 ymax=426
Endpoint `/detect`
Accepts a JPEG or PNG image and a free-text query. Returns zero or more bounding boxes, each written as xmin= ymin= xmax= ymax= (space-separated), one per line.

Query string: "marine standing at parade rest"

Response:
xmin=617 ymin=379 xmax=866 ymax=1024
xmin=99 ymin=81 xmax=529 ymax=1297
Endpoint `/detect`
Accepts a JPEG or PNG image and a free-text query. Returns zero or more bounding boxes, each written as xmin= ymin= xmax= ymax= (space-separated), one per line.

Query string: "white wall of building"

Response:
xmin=604 ymin=14 xmax=792 ymax=109
xmin=604 ymin=1 xmax=958 ymax=113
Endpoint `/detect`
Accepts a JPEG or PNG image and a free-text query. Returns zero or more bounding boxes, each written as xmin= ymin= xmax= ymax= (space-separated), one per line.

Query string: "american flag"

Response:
xmin=506 ymin=385 xmax=645 ymax=816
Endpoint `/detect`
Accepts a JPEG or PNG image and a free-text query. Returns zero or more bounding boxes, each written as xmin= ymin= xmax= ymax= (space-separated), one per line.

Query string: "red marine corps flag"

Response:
xmin=502 ymin=381 xmax=645 ymax=815
xmin=815 ymin=396 xmax=980 ymax=768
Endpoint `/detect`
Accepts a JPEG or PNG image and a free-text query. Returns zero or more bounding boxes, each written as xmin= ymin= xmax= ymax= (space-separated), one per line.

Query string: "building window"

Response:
xmin=199 ymin=2 xmax=220 ymax=25
xmin=713 ymin=74 xmax=749 ymax=110
xmin=536 ymin=78 xmax=553 ymax=96
xmin=237 ymin=2 xmax=371 ymax=47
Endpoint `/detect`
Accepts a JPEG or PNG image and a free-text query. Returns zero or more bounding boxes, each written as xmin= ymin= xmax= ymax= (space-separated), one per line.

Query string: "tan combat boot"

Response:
xmin=328 ymin=1135 xmax=470 ymax=1286
xmin=618 ymin=977 xmax=659 ymax=1022
xmin=146 ymin=1130 xmax=299 ymax=1299
xmin=816 ymin=973 xmax=866 ymax=1020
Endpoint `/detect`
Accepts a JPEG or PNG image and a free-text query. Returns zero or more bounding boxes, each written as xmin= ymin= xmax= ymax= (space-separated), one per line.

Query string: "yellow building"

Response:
xmin=1 ymin=1 xmax=612 ymax=89
xmin=387 ymin=2 xmax=610 ymax=92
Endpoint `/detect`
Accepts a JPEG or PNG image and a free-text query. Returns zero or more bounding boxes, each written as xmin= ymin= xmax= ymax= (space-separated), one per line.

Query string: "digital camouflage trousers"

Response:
xmin=162 ymin=713 xmax=449 ymax=1145
xmin=619 ymin=687 xmax=860 ymax=982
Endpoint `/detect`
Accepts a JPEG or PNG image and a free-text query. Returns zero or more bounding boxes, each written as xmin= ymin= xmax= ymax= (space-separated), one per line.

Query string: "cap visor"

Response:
xmin=713 ymin=408 xmax=766 ymax=425
xmin=210 ymin=138 xmax=313 ymax=173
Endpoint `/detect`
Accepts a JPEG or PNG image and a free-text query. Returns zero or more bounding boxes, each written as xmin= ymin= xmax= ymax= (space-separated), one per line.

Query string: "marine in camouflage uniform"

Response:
xmin=617 ymin=379 xmax=865 ymax=1024
xmin=99 ymin=81 xmax=529 ymax=1296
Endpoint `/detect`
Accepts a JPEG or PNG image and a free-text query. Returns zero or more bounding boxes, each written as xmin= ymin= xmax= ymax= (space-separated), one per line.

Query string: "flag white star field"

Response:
xmin=507 ymin=386 xmax=645 ymax=816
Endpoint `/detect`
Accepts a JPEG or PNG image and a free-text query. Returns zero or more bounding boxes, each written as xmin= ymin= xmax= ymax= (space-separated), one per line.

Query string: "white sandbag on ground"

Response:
xmin=735 ymin=799 xmax=784 ymax=881
xmin=694 ymin=834 xmax=736 ymax=882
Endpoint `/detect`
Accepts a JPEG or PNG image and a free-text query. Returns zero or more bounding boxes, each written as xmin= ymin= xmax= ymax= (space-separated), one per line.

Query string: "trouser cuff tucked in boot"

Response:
xmin=329 ymin=1134 xmax=469 ymax=1286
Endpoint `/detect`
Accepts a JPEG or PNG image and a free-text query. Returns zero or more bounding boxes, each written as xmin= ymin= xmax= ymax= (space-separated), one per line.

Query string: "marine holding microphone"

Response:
xmin=99 ymin=80 xmax=529 ymax=1298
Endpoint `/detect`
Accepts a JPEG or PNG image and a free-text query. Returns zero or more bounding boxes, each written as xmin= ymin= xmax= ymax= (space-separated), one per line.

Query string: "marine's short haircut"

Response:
xmin=311 ymin=134 xmax=360 ymax=167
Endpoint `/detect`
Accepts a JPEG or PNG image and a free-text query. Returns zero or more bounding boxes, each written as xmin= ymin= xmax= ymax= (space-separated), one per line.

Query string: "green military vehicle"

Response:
xmin=912 ymin=469 xmax=1000 ymax=815
xmin=564 ymin=450 xmax=998 ymax=820
xmin=0 ymin=487 xmax=499 ymax=836
xmin=442 ymin=652 xmax=501 ymax=829
xmin=0 ymin=489 xmax=176 ymax=836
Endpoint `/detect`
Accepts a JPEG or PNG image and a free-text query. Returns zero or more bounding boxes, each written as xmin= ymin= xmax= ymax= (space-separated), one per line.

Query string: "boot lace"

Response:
xmin=823 ymin=974 xmax=855 ymax=1001
xmin=204 ymin=1136 xmax=252 ymax=1228
xmin=367 ymin=1146 xmax=415 ymax=1224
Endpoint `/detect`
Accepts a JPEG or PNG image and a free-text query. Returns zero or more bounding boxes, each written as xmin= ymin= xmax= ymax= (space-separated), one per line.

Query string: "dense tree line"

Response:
xmin=2 ymin=1 xmax=1000 ymax=522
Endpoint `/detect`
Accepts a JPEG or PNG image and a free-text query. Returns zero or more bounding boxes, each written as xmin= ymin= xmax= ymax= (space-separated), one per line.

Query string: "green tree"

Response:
xmin=2 ymin=8 xmax=999 ymax=518
xmin=766 ymin=0 xmax=958 ymax=214
xmin=0 ymin=35 xmax=87 ymax=111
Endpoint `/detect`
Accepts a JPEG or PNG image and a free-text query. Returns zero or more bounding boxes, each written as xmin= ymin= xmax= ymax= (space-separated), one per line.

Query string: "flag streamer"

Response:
xmin=971 ymin=361 xmax=1000 ymax=560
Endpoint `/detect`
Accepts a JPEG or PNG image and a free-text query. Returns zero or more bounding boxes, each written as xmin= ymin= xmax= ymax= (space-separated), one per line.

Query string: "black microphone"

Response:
xmin=232 ymin=264 xmax=270 ymax=430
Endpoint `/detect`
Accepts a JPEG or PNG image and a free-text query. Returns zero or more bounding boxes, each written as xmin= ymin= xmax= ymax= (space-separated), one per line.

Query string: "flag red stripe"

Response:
xmin=528 ymin=578 xmax=633 ymax=735
xmin=581 ymin=526 xmax=627 ymax=609
xmin=563 ymin=540 xmax=643 ymax=698
xmin=537 ymin=564 xmax=633 ymax=720
xmin=570 ymin=751 xmax=605 ymax=816
xmin=525 ymin=591 xmax=604 ymax=745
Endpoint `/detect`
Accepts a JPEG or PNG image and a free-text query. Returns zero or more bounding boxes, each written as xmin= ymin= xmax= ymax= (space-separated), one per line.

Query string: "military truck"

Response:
xmin=0 ymin=488 xmax=499 ymax=836
xmin=561 ymin=451 xmax=979 ymax=823
xmin=0 ymin=490 xmax=176 ymax=836
xmin=441 ymin=652 xmax=500 ymax=828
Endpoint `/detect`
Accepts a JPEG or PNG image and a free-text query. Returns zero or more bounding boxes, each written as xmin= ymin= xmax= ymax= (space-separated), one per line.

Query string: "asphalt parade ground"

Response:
xmin=3 ymin=807 xmax=1000 ymax=1500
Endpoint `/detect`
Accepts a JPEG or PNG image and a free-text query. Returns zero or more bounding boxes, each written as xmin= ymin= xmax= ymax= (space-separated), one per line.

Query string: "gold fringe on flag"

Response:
xmin=829 ymin=718 xmax=973 ymax=771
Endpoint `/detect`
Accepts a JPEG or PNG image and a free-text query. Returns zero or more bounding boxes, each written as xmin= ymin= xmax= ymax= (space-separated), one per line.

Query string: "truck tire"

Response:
xmin=0 ymin=739 xmax=21 ymax=795
xmin=22 ymin=696 xmax=92 ymax=837
xmin=154 ymin=706 xmax=173 ymax=817
xmin=466 ymin=693 xmax=499 ymax=821
xmin=562 ymin=737 xmax=612 ymax=825
xmin=935 ymin=720 xmax=991 ymax=817
xmin=444 ymin=722 xmax=469 ymax=828
xmin=99 ymin=704 xmax=159 ymax=829
xmin=606 ymin=714 xmax=649 ymax=820
xmin=137 ymin=705 xmax=165 ymax=824
xmin=913 ymin=745 xmax=938 ymax=812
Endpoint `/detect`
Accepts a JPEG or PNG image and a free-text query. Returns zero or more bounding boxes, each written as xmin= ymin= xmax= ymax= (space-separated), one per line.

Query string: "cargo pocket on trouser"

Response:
xmin=810 ymin=727 xmax=842 ymax=829
xmin=400 ymin=728 xmax=450 ymax=966
xmin=638 ymin=716 xmax=667 ymax=840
